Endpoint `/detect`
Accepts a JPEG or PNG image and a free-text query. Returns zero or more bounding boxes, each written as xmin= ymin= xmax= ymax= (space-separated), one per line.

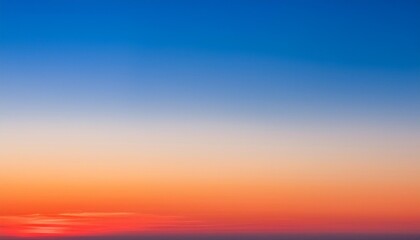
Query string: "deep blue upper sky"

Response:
xmin=0 ymin=0 xmax=419 ymax=120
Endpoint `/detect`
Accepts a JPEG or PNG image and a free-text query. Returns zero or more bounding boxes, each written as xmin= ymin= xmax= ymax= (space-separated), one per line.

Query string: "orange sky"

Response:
xmin=1 ymin=118 xmax=419 ymax=236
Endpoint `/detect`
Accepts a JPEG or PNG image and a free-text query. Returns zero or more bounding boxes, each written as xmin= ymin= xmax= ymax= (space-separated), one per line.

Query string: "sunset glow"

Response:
xmin=0 ymin=212 xmax=206 ymax=237
xmin=0 ymin=0 xmax=419 ymax=239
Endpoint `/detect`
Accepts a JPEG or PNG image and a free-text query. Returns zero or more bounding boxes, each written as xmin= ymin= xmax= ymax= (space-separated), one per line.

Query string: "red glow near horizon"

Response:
xmin=1 ymin=212 xmax=419 ymax=237
xmin=0 ymin=212 xmax=206 ymax=237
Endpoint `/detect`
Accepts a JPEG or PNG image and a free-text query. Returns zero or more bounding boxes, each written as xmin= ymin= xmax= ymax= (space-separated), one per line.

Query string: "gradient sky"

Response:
xmin=0 ymin=0 xmax=419 ymax=237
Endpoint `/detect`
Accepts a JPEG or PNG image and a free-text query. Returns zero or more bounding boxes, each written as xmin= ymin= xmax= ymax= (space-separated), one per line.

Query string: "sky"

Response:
xmin=0 ymin=0 xmax=419 ymax=238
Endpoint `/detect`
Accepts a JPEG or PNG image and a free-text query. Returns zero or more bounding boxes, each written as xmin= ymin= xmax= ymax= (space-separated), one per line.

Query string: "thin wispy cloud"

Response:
xmin=0 ymin=212 xmax=202 ymax=237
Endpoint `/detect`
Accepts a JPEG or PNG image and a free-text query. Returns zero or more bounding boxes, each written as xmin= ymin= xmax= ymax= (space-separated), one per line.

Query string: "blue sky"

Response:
xmin=0 ymin=0 xmax=419 ymax=121
xmin=0 ymin=2 xmax=420 ymax=237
